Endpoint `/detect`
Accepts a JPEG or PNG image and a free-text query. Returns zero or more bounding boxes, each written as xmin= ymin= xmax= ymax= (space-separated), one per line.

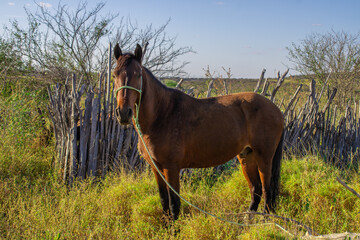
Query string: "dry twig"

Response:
xmin=336 ymin=177 xmax=360 ymax=199
xmin=226 ymin=212 xmax=317 ymax=236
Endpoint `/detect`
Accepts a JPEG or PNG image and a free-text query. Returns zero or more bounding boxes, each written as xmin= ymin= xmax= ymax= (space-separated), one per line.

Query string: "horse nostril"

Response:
xmin=115 ymin=107 xmax=132 ymax=124
xmin=115 ymin=108 xmax=121 ymax=119
xmin=127 ymin=108 xmax=133 ymax=118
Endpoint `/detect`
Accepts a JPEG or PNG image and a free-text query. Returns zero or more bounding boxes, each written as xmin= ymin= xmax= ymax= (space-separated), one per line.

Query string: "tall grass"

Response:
xmin=0 ymin=82 xmax=53 ymax=180
xmin=1 ymin=154 xmax=359 ymax=239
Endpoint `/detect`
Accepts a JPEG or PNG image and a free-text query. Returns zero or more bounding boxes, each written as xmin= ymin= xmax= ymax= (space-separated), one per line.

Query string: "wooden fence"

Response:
xmin=48 ymin=73 xmax=144 ymax=183
xmin=48 ymin=65 xmax=359 ymax=183
xmin=47 ymin=45 xmax=144 ymax=183
xmin=255 ymin=70 xmax=359 ymax=169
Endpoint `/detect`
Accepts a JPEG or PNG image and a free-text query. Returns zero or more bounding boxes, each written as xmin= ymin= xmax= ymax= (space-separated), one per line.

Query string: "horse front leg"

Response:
xmin=152 ymin=167 xmax=170 ymax=216
xmin=152 ymin=166 xmax=181 ymax=220
xmin=163 ymin=168 xmax=181 ymax=220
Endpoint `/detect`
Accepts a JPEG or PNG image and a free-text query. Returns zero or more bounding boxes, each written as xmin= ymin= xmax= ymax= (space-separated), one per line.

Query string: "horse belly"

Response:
xmin=183 ymin=129 xmax=244 ymax=168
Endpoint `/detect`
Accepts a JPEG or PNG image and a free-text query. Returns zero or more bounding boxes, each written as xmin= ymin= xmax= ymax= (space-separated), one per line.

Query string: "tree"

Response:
xmin=6 ymin=1 xmax=193 ymax=84
xmin=287 ymin=30 xmax=360 ymax=107
xmin=6 ymin=1 xmax=116 ymax=84
xmin=0 ymin=37 xmax=21 ymax=75
xmin=0 ymin=35 xmax=27 ymax=93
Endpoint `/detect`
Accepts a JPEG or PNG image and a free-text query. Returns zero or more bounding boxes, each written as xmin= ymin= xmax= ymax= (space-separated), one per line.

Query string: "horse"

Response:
xmin=113 ymin=43 xmax=284 ymax=220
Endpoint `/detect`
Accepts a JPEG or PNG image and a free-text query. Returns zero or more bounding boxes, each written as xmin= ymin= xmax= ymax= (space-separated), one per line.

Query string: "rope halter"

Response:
xmin=114 ymin=73 xmax=143 ymax=121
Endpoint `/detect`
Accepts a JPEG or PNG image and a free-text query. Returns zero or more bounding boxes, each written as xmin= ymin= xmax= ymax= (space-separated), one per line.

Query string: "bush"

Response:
xmin=0 ymin=80 xmax=53 ymax=180
xmin=163 ymin=79 xmax=178 ymax=88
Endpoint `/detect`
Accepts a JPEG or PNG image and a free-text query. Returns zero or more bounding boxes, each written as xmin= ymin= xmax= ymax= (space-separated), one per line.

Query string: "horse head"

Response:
xmin=113 ymin=43 xmax=143 ymax=125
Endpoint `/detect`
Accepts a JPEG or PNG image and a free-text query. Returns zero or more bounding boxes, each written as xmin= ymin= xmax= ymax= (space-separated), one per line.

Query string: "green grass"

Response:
xmin=1 ymin=153 xmax=359 ymax=239
xmin=0 ymin=83 xmax=52 ymax=181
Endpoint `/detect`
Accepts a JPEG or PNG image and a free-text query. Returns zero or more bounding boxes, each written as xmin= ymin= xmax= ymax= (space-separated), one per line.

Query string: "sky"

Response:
xmin=0 ymin=0 xmax=359 ymax=78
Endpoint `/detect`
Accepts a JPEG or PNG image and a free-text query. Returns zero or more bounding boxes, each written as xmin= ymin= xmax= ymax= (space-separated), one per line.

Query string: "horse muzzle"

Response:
xmin=115 ymin=106 xmax=133 ymax=125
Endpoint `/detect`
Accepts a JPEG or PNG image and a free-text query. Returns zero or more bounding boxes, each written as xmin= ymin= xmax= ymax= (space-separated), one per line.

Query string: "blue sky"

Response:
xmin=1 ymin=0 xmax=359 ymax=78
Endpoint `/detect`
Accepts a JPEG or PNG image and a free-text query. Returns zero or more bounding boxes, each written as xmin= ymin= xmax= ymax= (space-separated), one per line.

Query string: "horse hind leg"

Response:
xmin=257 ymin=156 xmax=277 ymax=213
xmin=237 ymin=151 xmax=262 ymax=212
xmin=241 ymin=151 xmax=278 ymax=213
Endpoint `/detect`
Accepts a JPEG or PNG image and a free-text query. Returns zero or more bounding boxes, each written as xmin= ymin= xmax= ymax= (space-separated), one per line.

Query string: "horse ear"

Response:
xmin=114 ymin=43 xmax=122 ymax=60
xmin=134 ymin=44 xmax=142 ymax=63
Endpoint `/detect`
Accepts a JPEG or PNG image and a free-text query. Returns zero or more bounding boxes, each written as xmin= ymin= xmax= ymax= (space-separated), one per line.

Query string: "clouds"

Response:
xmin=38 ymin=2 xmax=52 ymax=8
xmin=8 ymin=1 xmax=52 ymax=8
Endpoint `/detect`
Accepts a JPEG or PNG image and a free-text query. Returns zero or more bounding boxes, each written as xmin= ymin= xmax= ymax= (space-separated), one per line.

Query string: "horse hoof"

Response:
xmin=243 ymin=212 xmax=255 ymax=223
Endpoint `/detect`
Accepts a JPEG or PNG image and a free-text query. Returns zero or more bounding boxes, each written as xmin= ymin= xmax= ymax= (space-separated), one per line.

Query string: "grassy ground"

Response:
xmin=1 ymin=78 xmax=359 ymax=239
xmin=1 ymin=153 xmax=359 ymax=239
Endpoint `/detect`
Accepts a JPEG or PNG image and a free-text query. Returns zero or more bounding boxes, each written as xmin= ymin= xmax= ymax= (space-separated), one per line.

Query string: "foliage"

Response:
xmin=287 ymin=30 xmax=360 ymax=107
xmin=5 ymin=1 xmax=115 ymax=84
xmin=0 ymin=36 xmax=32 ymax=93
xmin=0 ymin=80 xmax=53 ymax=181
xmin=163 ymin=79 xmax=178 ymax=88
xmin=0 ymin=37 xmax=25 ymax=75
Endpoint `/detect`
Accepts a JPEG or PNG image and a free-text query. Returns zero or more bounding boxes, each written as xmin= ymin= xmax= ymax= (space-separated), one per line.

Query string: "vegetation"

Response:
xmin=1 ymin=147 xmax=359 ymax=239
xmin=287 ymin=30 xmax=360 ymax=107
xmin=164 ymin=79 xmax=178 ymax=88
xmin=0 ymin=80 xmax=53 ymax=180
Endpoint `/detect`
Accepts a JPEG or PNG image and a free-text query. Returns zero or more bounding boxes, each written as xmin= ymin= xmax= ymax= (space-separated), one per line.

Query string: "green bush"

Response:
xmin=0 ymin=80 xmax=53 ymax=180
xmin=163 ymin=79 xmax=178 ymax=88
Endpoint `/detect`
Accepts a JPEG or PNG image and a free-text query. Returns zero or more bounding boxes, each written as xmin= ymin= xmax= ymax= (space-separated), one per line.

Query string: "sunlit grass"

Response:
xmin=1 ymin=153 xmax=359 ymax=239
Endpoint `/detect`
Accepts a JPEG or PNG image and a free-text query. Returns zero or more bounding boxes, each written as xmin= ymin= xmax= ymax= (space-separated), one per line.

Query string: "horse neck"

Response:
xmin=136 ymin=68 xmax=170 ymax=133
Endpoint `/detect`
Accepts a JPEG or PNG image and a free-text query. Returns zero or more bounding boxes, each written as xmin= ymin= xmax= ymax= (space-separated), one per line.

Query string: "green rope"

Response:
xmin=115 ymin=75 xmax=143 ymax=122
xmin=115 ymin=85 xmax=142 ymax=95
xmin=116 ymin=74 xmax=293 ymax=235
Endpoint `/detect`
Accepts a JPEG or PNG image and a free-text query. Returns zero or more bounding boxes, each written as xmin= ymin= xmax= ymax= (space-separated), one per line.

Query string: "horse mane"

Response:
xmin=115 ymin=53 xmax=171 ymax=92
xmin=143 ymin=67 xmax=168 ymax=90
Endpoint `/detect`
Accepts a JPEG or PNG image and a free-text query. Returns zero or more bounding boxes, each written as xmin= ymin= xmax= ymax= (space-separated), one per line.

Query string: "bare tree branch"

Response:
xmin=5 ymin=1 xmax=193 ymax=84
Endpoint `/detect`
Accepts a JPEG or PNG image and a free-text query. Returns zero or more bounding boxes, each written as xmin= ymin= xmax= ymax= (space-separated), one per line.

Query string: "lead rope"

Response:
xmin=115 ymin=75 xmax=293 ymax=235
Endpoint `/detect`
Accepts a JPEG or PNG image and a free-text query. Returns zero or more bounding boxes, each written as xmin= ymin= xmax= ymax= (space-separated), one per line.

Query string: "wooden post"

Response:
xmin=254 ymin=69 xmax=266 ymax=93
xmin=88 ymin=98 xmax=100 ymax=177
xmin=70 ymin=74 xmax=79 ymax=183
xmin=270 ymin=69 xmax=289 ymax=102
xmin=79 ymin=88 xmax=94 ymax=179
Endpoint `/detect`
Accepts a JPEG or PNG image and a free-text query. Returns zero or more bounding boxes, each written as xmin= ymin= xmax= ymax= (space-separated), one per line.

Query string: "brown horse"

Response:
xmin=113 ymin=43 xmax=284 ymax=220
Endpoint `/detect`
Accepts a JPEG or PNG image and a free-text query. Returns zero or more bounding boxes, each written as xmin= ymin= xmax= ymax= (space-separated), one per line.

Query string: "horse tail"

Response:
xmin=269 ymin=131 xmax=284 ymax=212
